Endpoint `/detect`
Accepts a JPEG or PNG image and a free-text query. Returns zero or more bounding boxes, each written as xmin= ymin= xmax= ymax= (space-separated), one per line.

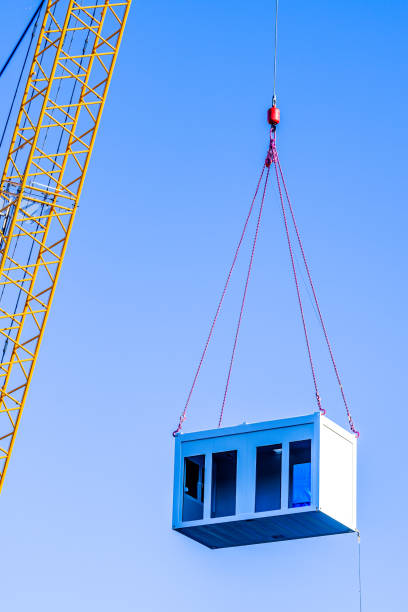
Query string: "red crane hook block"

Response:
xmin=267 ymin=106 xmax=280 ymax=126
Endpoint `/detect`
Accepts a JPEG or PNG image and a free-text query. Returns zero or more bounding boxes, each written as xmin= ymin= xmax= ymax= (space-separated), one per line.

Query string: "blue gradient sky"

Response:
xmin=0 ymin=1 xmax=407 ymax=610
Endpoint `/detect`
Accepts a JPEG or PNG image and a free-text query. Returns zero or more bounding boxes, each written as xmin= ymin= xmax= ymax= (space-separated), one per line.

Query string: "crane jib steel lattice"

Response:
xmin=0 ymin=0 xmax=131 ymax=493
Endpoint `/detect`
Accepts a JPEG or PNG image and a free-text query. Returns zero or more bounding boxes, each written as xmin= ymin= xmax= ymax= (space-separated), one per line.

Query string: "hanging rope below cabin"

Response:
xmin=358 ymin=531 xmax=363 ymax=612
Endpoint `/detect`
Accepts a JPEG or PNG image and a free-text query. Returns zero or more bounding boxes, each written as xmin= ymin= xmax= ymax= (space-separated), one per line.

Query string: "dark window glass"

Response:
xmin=255 ymin=444 xmax=282 ymax=512
xmin=182 ymin=455 xmax=205 ymax=521
xmin=289 ymin=440 xmax=312 ymax=508
xmin=211 ymin=450 xmax=237 ymax=518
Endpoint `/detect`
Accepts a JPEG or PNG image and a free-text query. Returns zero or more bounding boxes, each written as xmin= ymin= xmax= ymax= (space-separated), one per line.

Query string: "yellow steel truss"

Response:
xmin=0 ymin=0 xmax=131 ymax=492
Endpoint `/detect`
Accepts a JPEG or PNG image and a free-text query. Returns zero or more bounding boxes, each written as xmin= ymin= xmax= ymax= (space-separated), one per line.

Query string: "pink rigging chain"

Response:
xmin=173 ymin=165 xmax=266 ymax=436
xmin=218 ymin=166 xmax=270 ymax=428
xmin=270 ymin=132 xmax=325 ymax=416
xmin=275 ymin=151 xmax=359 ymax=437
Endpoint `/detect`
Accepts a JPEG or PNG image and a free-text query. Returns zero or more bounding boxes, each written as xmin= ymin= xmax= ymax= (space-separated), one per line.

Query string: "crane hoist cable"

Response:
xmin=0 ymin=5 xmax=43 ymax=152
xmin=0 ymin=1 xmax=46 ymax=253
xmin=272 ymin=0 xmax=278 ymax=107
xmin=0 ymin=2 xmax=50 ymax=257
xmin=0 ymin=2 xmax=99 ymax=367
xmin=173 ymin=1 xmax=359 ymax=438
xmin=0 ymin=6 xmax=45 ymax=304
xmin=0 ymin=0 xmax=132 ymax=494
xmin=0 ymin=0 xmax=46 ymax=81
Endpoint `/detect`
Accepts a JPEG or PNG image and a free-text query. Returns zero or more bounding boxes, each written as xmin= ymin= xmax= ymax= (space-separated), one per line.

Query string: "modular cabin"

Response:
xmin=172 ymin=412 xmax=357 ymax=549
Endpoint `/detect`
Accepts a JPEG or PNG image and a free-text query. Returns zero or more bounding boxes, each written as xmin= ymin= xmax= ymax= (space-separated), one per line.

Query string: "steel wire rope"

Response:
xmin=269 ymin=180 xmax=321 ymax=322
xmin=0 ymin=2 xmax=99 ymax=366
xmin=270 ymin=8 xmax=361 ymax=606
xmin=293 ymin=248 xmax=321 ymax=322
xmin=0 ymin=15 xmax=40 ymax=152
xmin=5 ymin=0 xmax=57 ymax=167
xmin=267 ymin=16 xmax=359 ymax=435
xmin=173 ymin=165 xmax=267 ymax=436
xmin=37 ymin=14 xmax=77 ymax=163
xmin=0 ymin=0 xmax=61 ymax=321
xmin=272 ymin=0 xmax=278 ymax=106
xmin=275 ymin=153 xmax=359 ymax=436
xmin=44 ymin=0 xmax=100 ymax=186
xmin=5 ymin=1 xmax=53 ymax=191
xmin=2 ymin=1 xmax=97 ymax=308
xmin=272 ymin=136 xmax=324 ymax=415
xmin=0 ymin=0 xmax=46 ymax=81
xmin=266 ymin=2 xmax=359 ymax=434
xmin=0 ymin=1 xmax=46 ymax=255
xmin=358 ymin=532 xmax=362 ymax=612
xmin=1 ymin=0 xmax=54 ymax=239
xmin=0 ymin=1 xmax=48 ymax=362
xmin=218 ymin=166 xmax=270 ymax=427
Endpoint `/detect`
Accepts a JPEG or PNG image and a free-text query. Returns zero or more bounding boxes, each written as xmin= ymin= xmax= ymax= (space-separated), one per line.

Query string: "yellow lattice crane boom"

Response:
xmin=0 ymin=0 xmax=131 ymax=492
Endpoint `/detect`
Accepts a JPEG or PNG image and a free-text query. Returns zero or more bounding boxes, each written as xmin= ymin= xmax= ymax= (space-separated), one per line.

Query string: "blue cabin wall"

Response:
xmin=172 ymin=413 xmax=356 ymax=548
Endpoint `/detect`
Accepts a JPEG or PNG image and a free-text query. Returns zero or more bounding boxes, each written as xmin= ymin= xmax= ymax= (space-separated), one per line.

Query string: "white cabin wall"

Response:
xmin=319 ymin=418 xmax=357 ymax=530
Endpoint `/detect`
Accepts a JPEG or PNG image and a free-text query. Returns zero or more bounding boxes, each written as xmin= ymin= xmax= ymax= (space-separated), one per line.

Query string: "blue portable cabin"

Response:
xmin=172 ymin=412 xmax=357 ymax=549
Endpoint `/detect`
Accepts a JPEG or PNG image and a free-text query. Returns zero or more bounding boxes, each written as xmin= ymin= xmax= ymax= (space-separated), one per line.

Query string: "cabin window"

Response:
xmin=255 ymin=444 xmax=282 ymax=512
xmin=182 ymin=455 xmax=205 ymax=521
xmin=289 ymin=440 xmax=312 ymax=508
xmin=211 ymin=450 xmax=237 ymax=518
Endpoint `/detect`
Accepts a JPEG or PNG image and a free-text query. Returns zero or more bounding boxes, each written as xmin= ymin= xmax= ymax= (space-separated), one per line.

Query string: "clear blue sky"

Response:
xmin=0 ymin=1 xmax=407 ymax=610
